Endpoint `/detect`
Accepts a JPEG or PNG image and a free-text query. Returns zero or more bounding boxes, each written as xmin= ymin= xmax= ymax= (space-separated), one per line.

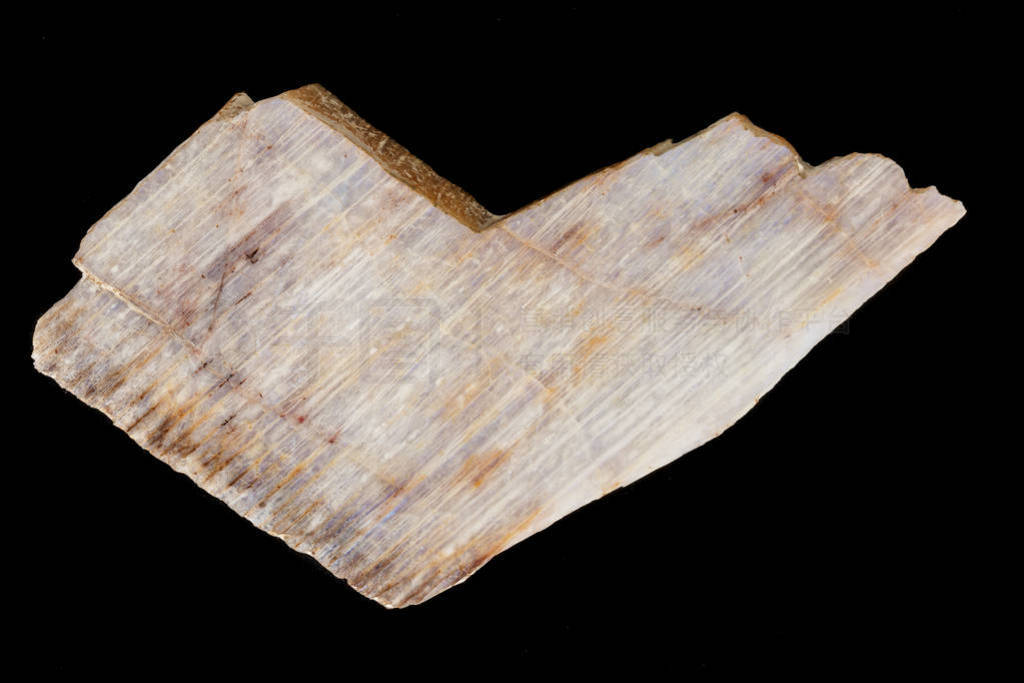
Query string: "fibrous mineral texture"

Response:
xmin=33 ymin=85 xmax=965 ymax=606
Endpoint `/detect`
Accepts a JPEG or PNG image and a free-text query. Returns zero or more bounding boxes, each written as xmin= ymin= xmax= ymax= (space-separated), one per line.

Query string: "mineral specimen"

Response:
xmin=32 ymin=84 xmax=965 ymax=606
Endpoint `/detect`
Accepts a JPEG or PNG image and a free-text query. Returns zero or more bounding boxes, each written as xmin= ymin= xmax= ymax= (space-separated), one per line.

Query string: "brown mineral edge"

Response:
xmin=285 ymin=84 xmax=501 ymax=231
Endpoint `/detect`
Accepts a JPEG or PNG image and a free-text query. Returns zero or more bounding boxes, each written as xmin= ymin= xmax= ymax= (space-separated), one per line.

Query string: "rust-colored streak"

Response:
xmin=147 ymin=413 xmax=178 ymax=449
xmin=571 ymin=328 xmax=613 ymax=376
xmin=577 ymin=333 xmax=610 ymax=362
xmin=125 ymin=404 xmax=157 ymax=432
xmin=457 ymin=449 xmax=512 ymax=489
xmin=550 ymin=222 xmax=583 ymax=253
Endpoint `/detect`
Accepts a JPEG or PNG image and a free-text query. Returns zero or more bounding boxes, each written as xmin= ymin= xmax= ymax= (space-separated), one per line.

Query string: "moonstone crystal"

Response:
xmin=32 ymin=84 xmax=965 ymax=606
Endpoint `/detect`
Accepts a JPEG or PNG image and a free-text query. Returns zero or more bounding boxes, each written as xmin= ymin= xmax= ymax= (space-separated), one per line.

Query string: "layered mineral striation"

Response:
xmin=33 ymin=85 xmax=965 ymax=606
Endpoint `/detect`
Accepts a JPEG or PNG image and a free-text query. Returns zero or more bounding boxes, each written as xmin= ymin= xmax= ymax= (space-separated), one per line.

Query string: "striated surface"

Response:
xmin=33 ymin=84 xmax=965 ymax=607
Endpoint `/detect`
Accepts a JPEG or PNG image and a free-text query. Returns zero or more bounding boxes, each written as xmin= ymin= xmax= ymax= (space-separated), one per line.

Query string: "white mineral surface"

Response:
xmin=33 ymin=85 xmax=965 ymax=606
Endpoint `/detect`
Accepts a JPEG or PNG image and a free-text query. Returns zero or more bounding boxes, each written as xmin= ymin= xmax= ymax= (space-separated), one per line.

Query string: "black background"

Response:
xmin=11 ymin=7 xmax=1003 ymax=676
